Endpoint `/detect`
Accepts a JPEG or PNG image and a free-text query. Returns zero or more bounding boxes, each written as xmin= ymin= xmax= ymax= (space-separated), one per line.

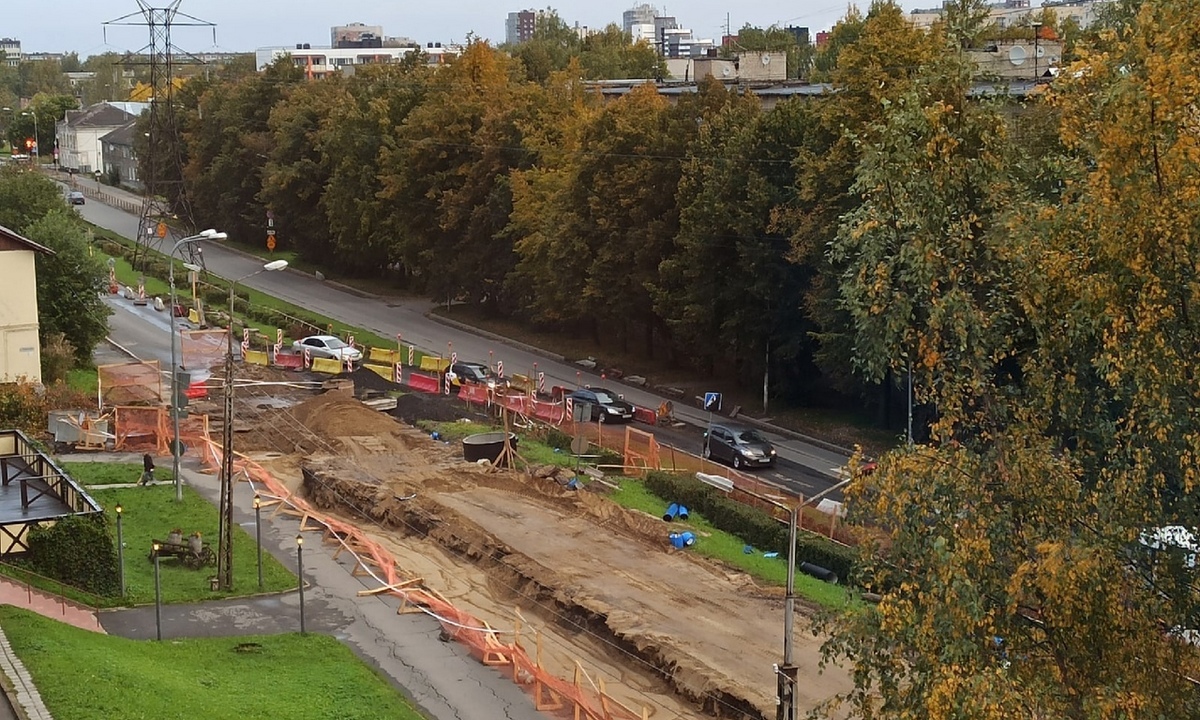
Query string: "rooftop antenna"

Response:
xmin=104 ymin=1 xmax=215 ymax=270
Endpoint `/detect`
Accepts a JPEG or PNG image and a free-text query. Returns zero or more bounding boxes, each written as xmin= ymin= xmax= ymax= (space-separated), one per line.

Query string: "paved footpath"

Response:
xmin=67 ymin=454 xmax=546 ymax=720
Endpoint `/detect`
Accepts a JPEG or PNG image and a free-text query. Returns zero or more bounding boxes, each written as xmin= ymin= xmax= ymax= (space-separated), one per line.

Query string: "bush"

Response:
xmin=26 ymin=514 xmax=120 ymax=596
xmin=643 ymin=470 xmax=858 ymax=581
xmin=0 ymin=382 xmax=46 ymax=435
xmin=40 ymin=332 xmax=77 ymax=385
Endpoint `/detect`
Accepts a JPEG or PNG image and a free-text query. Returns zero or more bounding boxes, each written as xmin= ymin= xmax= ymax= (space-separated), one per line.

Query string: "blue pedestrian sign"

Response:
xmin=703 ymin=392 xmax=722 ymax=412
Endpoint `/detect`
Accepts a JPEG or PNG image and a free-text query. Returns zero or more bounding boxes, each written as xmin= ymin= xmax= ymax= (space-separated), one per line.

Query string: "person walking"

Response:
xmin=139 ymin=453 xmax=156 ymax=486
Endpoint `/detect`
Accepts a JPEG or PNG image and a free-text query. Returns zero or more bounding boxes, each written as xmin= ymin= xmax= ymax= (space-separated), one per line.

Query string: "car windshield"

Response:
xmin=592 ymin=390 xmax=619 ymax=404
xmin=466 ymin=366 xmax=490 ymax=380
xmin=735 ymin=430 xmax=768 ymax=444
xmin=323 ymin=338 xmax=348 ymax=349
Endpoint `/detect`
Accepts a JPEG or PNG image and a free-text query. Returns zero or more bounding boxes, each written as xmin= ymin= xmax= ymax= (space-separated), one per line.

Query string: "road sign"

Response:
xmin=266 ymin=236 xmax=276 ymax=251
xmin=703 ymin=392 xmax=722 ymax=412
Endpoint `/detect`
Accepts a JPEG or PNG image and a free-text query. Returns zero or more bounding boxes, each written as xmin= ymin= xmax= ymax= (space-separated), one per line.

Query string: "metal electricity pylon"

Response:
xmin=104 ymin=1 xmax=214 ymax=270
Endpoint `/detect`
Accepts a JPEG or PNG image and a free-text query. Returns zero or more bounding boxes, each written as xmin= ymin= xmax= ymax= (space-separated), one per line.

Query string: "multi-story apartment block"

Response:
xmin=0 ymin=38 xmax=21 ymax=67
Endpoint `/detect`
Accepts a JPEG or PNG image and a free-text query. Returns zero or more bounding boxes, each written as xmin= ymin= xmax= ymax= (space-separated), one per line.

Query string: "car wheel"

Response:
xmin=733 ymin=455 xmax=743 ymax=470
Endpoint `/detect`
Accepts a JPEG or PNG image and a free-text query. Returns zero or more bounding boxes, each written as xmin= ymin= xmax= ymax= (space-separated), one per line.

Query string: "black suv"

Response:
xmin=703 ymin=423 xmax=776 ymax=469
xmin=566 ymin=387 xmax=635 ymax=423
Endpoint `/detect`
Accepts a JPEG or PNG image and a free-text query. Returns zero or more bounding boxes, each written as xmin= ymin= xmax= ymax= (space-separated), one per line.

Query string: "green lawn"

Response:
xmin=63 ymin=461 xmax=171 ymax=487
xmin=65 ymin=462 xmax=296 ymax=605
xmin=66 ymin=368 xmax=99 ymax=395
xmin=0 ymin=606 xmax=426 ymax=720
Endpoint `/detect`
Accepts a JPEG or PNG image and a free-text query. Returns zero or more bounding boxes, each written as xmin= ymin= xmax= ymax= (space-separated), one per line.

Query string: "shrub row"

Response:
xmin=26 ymin=515 xmax=119 ymax=597
xmin=643 ymin=470 xmax=858 ymax=582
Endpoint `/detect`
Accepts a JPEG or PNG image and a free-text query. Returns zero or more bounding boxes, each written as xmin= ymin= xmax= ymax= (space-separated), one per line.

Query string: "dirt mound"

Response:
xmin=292 ymin=393 xmax=415 ymax=445
xmin=391 ymin=392 xmax=480 ymax=425
xmin=347 ymin=366 xmax=401 ymax=396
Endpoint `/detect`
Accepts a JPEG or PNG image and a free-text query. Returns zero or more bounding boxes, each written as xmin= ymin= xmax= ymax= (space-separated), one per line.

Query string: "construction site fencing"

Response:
xmin=179 ymin=328 xmax=229 ymax=371
xmin=114 ymin=406 xmax=650 ymax=720
xmin=98 ymin=361 xmax=164 ymax=407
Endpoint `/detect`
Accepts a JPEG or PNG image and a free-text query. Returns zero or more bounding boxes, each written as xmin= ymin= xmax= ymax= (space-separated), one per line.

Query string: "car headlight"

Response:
xmin=743 ymin=448 xmax=764 ymax=457
xmin=604 ymin=406 xmax=621 ymax=414
xmin=769 ymin=449 xmax=777 ymax=456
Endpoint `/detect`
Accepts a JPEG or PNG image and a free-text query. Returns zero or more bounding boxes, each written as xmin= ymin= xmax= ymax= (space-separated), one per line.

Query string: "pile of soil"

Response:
xmin=348 ymin=366 xmax=401 ymax=397
xmin=391 ymin=391 xmax=479 ymax=425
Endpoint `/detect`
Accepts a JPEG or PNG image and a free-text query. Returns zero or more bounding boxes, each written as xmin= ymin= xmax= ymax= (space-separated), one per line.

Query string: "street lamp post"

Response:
xmin=296 ymin=534 xmax=306 ymax=635
xmin=216 ymin=259 xmax=288 ymax=591
xmin=776 ymin=477 xmax=852 ymax=720
xmin=152 ymin=542 xmax=163 ymax=640
xmin=169 ymin=230 xmax=225 ymax=503
xmin=115 ymin=504 xmax=125 ymax=596
xmin=253 ymin=495 xmax=264 ymax=591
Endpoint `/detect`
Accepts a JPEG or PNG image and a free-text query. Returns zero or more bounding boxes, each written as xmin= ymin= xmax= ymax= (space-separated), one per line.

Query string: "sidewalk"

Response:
xmin=64 ymin=455 xmax=545 ymax=720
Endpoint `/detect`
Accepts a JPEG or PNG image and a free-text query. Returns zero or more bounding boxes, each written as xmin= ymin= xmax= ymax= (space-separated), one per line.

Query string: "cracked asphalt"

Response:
xmin=94 ymin=459 xmax=544 ymax=720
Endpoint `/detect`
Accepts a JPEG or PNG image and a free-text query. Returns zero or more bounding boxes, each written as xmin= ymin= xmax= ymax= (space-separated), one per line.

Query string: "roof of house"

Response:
xmin=0 ymin=224 xmax=54 ymax=255
xmin=63 ymin=101 xmax=148 ymax=129
xmin=100 ymin=120 xmax=138 ymax=146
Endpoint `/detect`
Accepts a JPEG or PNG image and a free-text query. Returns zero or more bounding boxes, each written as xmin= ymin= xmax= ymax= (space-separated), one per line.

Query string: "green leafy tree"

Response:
xmin=578 ymin=25 xmax=665 ymax=80
xmin=321 ymin=59 xmax=434 ymax=276
xmin=27 ymin=210 xmax=110 ymax=364
xmin=0 ymin=165 xmax=64 ymax=231
xmin=17 ymin=60 xmax=71 ymax=97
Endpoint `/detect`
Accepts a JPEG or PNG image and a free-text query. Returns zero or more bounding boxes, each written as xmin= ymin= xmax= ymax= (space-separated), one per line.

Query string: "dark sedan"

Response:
xmin=566 ymin=387 xmax=635 ymax=423
xmin=703 ymin=422 xmax=777 ymax=469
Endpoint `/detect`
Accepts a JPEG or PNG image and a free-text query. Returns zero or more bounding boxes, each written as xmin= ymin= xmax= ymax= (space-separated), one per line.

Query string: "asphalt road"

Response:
xmin=81 ymin=189 xmax=851 ymax=500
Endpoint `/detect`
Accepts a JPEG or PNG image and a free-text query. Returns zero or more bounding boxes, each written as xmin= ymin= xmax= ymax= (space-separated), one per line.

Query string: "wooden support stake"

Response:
xmin=356 ymin=577 xmax=423 ymax=596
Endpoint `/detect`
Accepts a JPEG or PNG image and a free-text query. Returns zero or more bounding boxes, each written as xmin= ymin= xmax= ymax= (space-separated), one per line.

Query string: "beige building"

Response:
xmin=0 ymin=225 xmax=53 ymax=385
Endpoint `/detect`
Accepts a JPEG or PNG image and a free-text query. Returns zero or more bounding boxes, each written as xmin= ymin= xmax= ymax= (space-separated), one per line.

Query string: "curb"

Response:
xmin=212 ymin=242 xmax=382 ymax=301
xmin=424 ymin=311 xmax=567 ymax=363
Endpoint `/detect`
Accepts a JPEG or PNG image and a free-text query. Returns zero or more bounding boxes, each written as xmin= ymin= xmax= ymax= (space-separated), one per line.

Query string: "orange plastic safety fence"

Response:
xmin=98 ymin=360 xmax=164 ymax=407
xmin=180 ymin=329 xmax=229 ymax=372
xmin=136 ymin=414 xmax=652 ymax=720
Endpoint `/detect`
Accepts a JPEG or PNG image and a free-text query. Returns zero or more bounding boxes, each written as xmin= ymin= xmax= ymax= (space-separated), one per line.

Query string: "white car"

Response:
xmin=293 ymin=335 xmax=363 ymax=364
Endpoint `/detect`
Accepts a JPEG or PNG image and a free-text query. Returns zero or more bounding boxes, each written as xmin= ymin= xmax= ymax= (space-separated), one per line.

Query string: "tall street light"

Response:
xmin=216 ymin=259 xmax=288 ymax=591
xmin=169 ymin=229 xmax=225 ymax=502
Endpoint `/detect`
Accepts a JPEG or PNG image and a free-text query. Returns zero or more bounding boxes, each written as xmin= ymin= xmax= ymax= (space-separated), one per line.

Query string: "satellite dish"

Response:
xmin=1008 ymin=45 xmax=1027 ymax=66
xmin=721 ymin=65 xmax=731 ymax=77
xmin=1035 ymin=45 xmax=1045 ymax=58
xmin=760 ymin=53 xmax=771 ymax=66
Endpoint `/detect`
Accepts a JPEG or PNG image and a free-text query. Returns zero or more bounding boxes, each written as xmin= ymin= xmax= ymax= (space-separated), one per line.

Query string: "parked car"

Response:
xmin=292 ymin=335 xmax=362 ymax=365
xmin=703 ymin=423 xmax=776 ymax=469
xmin=67 ymin=191 xmax=85 ymax=205
xmin=566 ymin=387 xmax=635 ymax=423
xmin=448 ymin=361 xmax=504 ymax=389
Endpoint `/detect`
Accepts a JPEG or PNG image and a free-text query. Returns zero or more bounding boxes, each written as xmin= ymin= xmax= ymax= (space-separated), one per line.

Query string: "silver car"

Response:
xmin=292 ymin=335 xmax=363 ymax=364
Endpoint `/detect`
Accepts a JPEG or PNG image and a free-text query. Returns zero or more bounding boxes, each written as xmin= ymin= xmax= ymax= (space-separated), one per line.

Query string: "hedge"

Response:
xmin=26 ymin=515 xmax=120 ymax=596
xmin=643 ymin=470 xmax=858 ymax=582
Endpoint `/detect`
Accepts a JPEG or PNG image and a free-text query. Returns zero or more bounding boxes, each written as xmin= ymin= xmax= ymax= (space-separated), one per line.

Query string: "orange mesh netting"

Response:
xmin=180 ymin=329 xmax=229 ymax=371
xmin=98 ymin=361 xmax=164 ymax=406
xmin=124 ymin=413 xmax=648 ymax=720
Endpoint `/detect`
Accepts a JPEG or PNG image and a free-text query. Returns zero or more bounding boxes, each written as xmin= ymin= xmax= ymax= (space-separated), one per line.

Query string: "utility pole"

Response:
xmin=217 ymin=302 xmax=235 ymax=591
xmin=776 ymin=478 xmax=852 ymax=720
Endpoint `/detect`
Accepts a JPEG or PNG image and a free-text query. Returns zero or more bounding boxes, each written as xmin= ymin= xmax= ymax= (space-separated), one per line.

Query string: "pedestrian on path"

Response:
xmin=139 ymin=453 xmax=155 ymax=485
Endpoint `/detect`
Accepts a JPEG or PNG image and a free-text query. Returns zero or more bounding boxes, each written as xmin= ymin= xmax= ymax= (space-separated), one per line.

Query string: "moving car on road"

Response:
xmin=67 ymin=191 xmax=85 ymax=205
xmin=293 ymin=335 xmax=363 ymax=365
xmin=566 ymin=387 xmax=635 ymax=423
xmin=703 ymin=422 xmax=777 ymax=469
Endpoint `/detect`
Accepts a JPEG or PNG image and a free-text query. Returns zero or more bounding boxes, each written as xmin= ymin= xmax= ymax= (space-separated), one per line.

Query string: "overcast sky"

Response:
xmin=5 ymin=1 xmax=944 ymax=56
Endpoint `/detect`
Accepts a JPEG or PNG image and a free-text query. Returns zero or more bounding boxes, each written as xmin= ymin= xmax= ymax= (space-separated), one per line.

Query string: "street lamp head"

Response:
xmin=296 ymin=534 xmax=303 ymax=547
xmin=152 ymin=542 xmax=160 ymax=552
xmin=199 ymin=228 xmax=218 ymax=237
xmin=263 ymin=260 xmax=288 ymax=272
xmin=253 ymin=495 xmax=261 ymax=510
xmin=209 ymin=232 xmax=228 ymax=240
xmin=115 ymin=503 xmax=122 ymax=515
xmin=183 ymin=262 xmax=202 ymax=272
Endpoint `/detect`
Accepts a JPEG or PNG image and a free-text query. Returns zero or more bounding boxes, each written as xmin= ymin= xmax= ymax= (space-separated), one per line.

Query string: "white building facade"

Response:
xmin=56 ymin=102 xmax=147 ymax=175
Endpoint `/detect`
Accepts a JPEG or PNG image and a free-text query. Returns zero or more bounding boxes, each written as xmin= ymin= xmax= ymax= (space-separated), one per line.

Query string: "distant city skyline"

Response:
xmin=2 ymin=1 xmax=971 ymax=56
